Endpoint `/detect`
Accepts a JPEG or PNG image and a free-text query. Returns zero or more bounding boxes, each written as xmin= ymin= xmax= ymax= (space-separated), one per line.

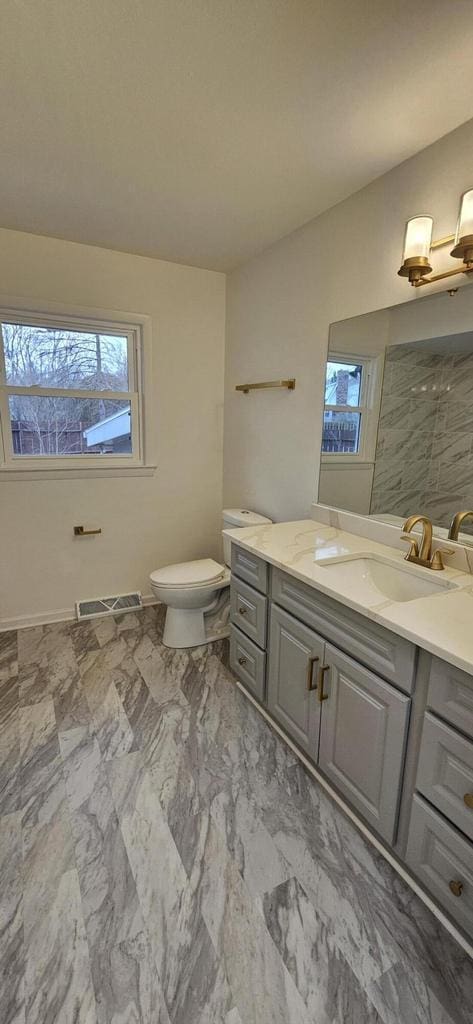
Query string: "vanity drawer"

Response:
xmin=406 ymin=794 xmax=473 ymax=939
xmin=417 ymin=713 xmax=473 ymax=842
xmin=230 ymin=625 xmax=266 ymax=702
xmin=230 ymin=577 xmax=267 ymax=648
xmin=271 ymin=568 xmax=416 ymax=691
xmin=427 ymin=657 xmax=473 ymax=739
xmin=231 ymin=544 xmax=268 ymax=595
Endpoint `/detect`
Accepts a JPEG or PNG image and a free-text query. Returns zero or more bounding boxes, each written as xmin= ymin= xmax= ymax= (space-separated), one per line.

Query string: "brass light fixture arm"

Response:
xmin=415 ymin=265 xmax=473 ymax=288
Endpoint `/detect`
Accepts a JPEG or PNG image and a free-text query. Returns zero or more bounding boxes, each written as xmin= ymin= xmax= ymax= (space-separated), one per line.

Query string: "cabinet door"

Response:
xmin=267 ymin=605 xmax=325 ymax=757
xmin=319 ymin=644 xmax=410 ymax=843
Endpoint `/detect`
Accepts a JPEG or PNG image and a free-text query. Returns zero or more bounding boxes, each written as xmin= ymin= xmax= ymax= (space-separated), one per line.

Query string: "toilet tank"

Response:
xmin=222 ymin=508 xmax=272 ymax=567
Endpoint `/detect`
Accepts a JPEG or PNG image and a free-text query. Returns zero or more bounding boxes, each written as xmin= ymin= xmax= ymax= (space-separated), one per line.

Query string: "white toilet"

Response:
xmin=150 ymin=508 xmax=272 ymax=648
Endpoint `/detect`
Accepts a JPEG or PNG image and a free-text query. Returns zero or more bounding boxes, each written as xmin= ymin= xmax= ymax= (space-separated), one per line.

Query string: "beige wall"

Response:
xmin=0 ymin=230 xmax=225 ymax=627
xmin=223 ymin=118 xmax=473 ymax=522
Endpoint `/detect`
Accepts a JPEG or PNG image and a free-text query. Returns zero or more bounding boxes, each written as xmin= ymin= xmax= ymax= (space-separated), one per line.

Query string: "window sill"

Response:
xmin=0 ymin=464 xmax=157 ymax=481
xmin=321 ymin=458 xmax=374 ymax=469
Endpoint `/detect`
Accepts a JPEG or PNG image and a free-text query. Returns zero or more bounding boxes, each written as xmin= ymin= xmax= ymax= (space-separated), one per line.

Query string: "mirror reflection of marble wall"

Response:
xmin=318 ymin=283 xmax=473 ymax=538
xmin=371 ymin=339 xmax=473 ymax=528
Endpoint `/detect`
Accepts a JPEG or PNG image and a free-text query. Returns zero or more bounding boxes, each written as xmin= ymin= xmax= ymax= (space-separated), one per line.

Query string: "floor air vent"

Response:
xmin=76 ymin=592 xmax=142 ymax=621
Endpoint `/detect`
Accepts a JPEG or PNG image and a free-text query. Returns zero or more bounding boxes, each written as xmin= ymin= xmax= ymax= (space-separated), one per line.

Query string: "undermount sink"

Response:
xmin=318 ymin=553 xmax=458 ymax=604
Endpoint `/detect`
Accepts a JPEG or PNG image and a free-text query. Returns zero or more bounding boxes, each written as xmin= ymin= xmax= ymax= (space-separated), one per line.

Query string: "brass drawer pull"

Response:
xmin=238 ymin=656 xmax=247 ymax=666
xmin=306 ymin=654 xmax=319 ymax=691
xmin=449 ymin=879 xmax=463 ymax=898
xmin=317 ymin=664 xmax=330 ymax=702
xmin=238 ymin=606 xmax=248 ymax=616
xmin=464 ymin=793 xmax=473 ymax=809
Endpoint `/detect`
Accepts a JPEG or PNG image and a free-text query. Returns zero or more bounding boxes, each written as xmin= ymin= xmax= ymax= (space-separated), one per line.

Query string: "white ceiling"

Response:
xmin=2 ymin=1 xmax=473 ymax=271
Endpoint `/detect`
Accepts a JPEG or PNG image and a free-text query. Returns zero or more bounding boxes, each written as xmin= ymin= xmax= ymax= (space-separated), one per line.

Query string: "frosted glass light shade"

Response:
xmin=402 ymin=216 xmax=433 ymax=262
xmin=456 ymin=189 xmax=473 ymax=242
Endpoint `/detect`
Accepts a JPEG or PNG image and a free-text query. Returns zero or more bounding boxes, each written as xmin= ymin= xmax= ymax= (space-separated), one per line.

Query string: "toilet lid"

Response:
xmin=150 ymin=558 xmax=225 ymax=588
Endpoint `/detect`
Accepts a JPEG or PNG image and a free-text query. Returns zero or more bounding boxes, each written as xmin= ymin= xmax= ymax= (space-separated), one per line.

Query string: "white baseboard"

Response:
xmin=0 ymin=594 xmax=159 ymax=632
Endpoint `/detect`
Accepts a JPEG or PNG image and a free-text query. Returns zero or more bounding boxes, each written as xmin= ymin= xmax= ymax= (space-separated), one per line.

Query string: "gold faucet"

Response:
xmin=448 ymin=509 xmax=473 ymax=541
xmin=401 ymin=514 xmax=453 ymax=570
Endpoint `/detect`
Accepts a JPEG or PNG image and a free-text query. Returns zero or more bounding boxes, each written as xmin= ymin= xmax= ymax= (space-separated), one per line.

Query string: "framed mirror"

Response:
xmin=318 ymin=282 xmax=473 ymax=544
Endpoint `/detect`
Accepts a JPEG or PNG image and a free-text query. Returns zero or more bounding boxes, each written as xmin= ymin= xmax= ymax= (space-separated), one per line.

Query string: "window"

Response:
xmin=0 ymin=309 xmax=147 ymax=473
xmin=321 ymin=353 xmax=378 ymax=461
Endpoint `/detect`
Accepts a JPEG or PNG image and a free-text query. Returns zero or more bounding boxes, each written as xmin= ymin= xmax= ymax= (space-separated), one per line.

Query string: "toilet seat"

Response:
xmin=150 ymin=558 xmax=225 ymax=590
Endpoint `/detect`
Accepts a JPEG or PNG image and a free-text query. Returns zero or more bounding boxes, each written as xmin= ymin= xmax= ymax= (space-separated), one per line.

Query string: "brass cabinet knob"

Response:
xmin=449 ymin=879 xmax=463 ymax=898
xmin=238 ymin=606 xmax=248 ymax=615
xmin=238 ymin=656 xmax=247 ymax=666
xmin=464 ymin=793 xmax=473 ymax=809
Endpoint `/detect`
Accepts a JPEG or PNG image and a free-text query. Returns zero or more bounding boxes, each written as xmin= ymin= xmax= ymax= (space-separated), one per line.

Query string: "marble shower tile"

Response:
xmin=0 ymin=811 xmax=24 ymax=1024
xmin=408 ymin=398 xmax=439 ymax=433
xmin=429 ymin=430 xmax=471 ymax=466
xmin=388 ymin=363 xmax=438 ymax=399
xmin=262 ymin=875 xmax=381 ymax=1023
xmin=59 ymin=727 xmax=168 ymax=1024
xmin=378 ymin=395 xmax=411 ymax=431
xmin=445 ymin=400 xmax=473 ymax=435
xmin=437 ymin=458 xmax=473 ymax=496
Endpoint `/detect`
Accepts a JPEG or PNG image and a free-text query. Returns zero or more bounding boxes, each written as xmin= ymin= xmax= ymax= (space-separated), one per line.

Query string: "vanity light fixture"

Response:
xmin=398 ymin=189 xmax=473 ymax=288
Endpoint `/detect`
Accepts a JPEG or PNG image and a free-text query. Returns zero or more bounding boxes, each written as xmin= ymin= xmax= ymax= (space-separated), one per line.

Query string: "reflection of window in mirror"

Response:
xmin=321 ymin=352 xmax=381 ymax=463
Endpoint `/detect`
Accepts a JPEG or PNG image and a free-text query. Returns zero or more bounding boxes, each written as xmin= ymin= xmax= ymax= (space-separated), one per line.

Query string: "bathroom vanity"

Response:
xmin=227 ymin=519 xmax=473 ymax=946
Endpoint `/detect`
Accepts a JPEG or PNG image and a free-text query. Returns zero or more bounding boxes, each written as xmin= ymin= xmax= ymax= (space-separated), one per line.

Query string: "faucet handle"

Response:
xmin=430 ymin=547 xmax=454 ymax=570
xmin=401 ymin=534 xmax=419 ymax=561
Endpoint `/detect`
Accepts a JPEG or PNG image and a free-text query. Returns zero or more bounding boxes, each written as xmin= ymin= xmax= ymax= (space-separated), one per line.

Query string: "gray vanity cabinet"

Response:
xmin=267 ymin=605 xmax=325 ymax=756
xmin=318 ymin=645 xmax=411 ymax=843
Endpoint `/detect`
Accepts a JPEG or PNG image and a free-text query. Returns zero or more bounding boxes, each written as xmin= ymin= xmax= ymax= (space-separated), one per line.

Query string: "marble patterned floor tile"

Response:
xmin=18 ymin=698 xmax=71 ymax=856
xmin=0 ymin=698 xmax=21 ymax=817
xmin=225 ymin=1010 xmax=243 ymax=1024
xmin=2 ymin=614 xmax=471 ymax=1024
xmin=18 ymin=623 xmax=89 ymax=731
xmin=368 ymin=960 xmax=461 ymax=1024
xmin=0 ymin=630 xmax=18 ymax=683
xmin=262 ymin=875 xmax=382 ymax=1024
xmin=23 ymin=867 xmax=97 ymax=1024
xmin=196 ymin=816 xmax=313 ymax=1024
xmin=59 ymin=726 xmax=169 ymax=1024
xmin=114 ymin=768 xmax=232 ymax=1023
xmin=0 ymin=811 xmax=24 ymax=1024
xmin=79 ymin=642 xmax=136 ymax=760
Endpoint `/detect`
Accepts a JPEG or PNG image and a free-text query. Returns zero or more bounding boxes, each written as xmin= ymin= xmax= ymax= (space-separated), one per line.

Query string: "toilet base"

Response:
xmin=162 ymin=585 xmax=230 ymax=649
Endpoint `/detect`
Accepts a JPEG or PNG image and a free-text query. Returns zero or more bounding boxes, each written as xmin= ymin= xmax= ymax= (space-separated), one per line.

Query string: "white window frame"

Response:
xmin=0 ymin=298 xmax=155 ymax=479
xmin=321 ymin=351 xmax=382 ymax=465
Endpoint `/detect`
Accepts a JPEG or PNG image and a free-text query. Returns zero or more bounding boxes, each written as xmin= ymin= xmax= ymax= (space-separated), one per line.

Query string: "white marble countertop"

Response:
xmin=223 ymin=519 xmax=473 ymax=676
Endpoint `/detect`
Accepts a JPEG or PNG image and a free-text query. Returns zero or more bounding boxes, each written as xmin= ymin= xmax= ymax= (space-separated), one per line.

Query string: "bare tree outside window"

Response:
xmin=1 ymin=322 xmax=135 ymax=457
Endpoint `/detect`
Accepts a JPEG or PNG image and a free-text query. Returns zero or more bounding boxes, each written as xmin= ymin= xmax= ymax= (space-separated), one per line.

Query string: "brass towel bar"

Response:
xmin=235 ymin=378 xmax=296 ymax=394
